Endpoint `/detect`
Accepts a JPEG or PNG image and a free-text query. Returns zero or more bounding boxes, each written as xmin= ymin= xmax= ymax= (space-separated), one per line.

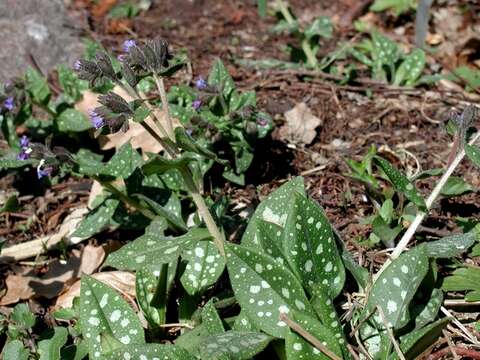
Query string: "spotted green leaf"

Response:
xmin=38 ymin=327 xmax=68 ymax=360
xmin=208 ymin=59 xmax=235 ymax=98
xmin=3 ymin=340 xmax=29 ymax=360
xmin=70 ymin=199 xmax=119 ymax=241
xmin=136 ymin=261 xmax=177 ymax=328
xmin=310 ymin=287 xmax=347 ymax=347
xmin=200 ymin=331 xmax=272 ymax=360
xmin=106 ymin=228 xmax=211 ymax=270
xmin=390 ymin=318 xmax=450 ymax=360
xmin=394 ymin=49 xmax=426 ymax=86
xmin=371 ymin=32 xmax=399 ymax=70
xmin=442 ymin=267 xmax=480 ymax=299
xmin=79 ymin=276 xmax=144 ymax=359
xmin=374 ymin=156 xmax=426 ymax=210
xmin=101 ymin=344 xmax=195 ymax=360
xmin=0 ymin=152 xmax=36 ymax=170
xmin=242 ymin=177 xmax=305 ymax=248
xmin=256 ymin=219 xmax=288 ymax=266
xmin=364 ymin=244 xmax=429 ymax=330
xmin=283 ymin=192 xmax=345 ymax=297
xmin=180 ymin=240 xmax=225 ymax=295
xmin=285 ymin=310 xmax=343 ymax=360
xmin=465 ymin=143 xmax=480 ymax=168
xmin=25 ymin=68 xmax=51 ymax=105
xmin=411 ymin=288 xmax=443 ymax=330
xmin=233 ymin=310 xmax=257 ymax=332
xmin=101 ymin=142 xmax=143 ymax=179
xmin=425 ymin=231 xmax=477 ymax=258
xmin=226 ymin=243 xmax=314 ymax=338
xmin=57 ymin=109 xmax=91 ymax=132
xmin=202 ymin=299 xmax=225 ymax=335
xmin=142 ymin=154 xmax=196 ymax=175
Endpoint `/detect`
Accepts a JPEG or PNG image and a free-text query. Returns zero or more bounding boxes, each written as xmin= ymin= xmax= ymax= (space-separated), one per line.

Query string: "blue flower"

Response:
xmin=20 ymin=135 xmax=30 ymax=148
xmin=17 ymin=150 xmax=30 ymax=161
xmin=195 ymin=77 xmax=208 ymax=90
xmin=122 ymin=39 xmax=136 ymax=53
xmin=3 ymin=97 xmax=14 ymax=111
xmin=192 ymin=99 xmax=202 ymax=111
xmin=88 ymin=109 xmax=105 ymax=129
xmin=73 ymin=60 xmax=82 ymax=71
xmin=37 ymin=159 xmax=53 ymax=179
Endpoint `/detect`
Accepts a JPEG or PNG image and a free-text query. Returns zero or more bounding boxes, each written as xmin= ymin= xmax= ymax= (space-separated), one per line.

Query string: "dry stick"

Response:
xmin=440 ymin=306 xmax=480 ymax=345
xmin=376 ymin=306 xmax=406 ymax=360
xmin=279 ymin=313 xmax=342 ymax=360
xmin=375 ymin=131 xmax=480 ymax=278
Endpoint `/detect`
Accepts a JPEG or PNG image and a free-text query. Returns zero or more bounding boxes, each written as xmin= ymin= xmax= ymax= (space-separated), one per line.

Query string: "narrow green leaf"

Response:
xmin=425 ymin=232 xmax=477 ymax=258
xmin=79 ymin=276 xmax=144 ymax=359
xmin=283 ymin=192 xmax=345 ymax=297
xmin=285 ymin=310 xmax=343 ymax=360
xmin=465 ymin=143 xmax=480 ymax=168
xmin=25 ymin=68 xmax=51 ymax=105
xmin=442 ymin=267 xmax=480 ymax=292
xmin=38 ymin=327 xmax=69 ymax=360
xmin=70 ymin=199 xmax=119 ymax=241
xmin=255 ymin=219 xmax=288 ymax=266
xmin=304 ymin=16 xmax=333 ymax=40
xmin=208 ymin=59 xmax=235 ymax=98
xmin=135 ymin=193 xmax=187 ymax=232
xmin=180 ymin=241 xmax=225 ymax=295
xmin=364 ymin=245 xmax=429 ymax=330
xmin=411 ymin=288 xmax=443 ymax=329
xmin=394 ymin=49 xmax=426 ymax=86
xmin=200 ymin=331 xmax=272 ymax=360
xmin=440 ymin=176 xmax=473 ymax=196
xmin=105 ymin=228 xmax=211 ymax=270
xmin=374 ymin=156 xmax=426 ymax=210
xmin=341 ymin=248 xmax=369 ymax=291
xmin=226 ymin=243 xmax=314 ymax=338
xmin=242 ymin=177 xmax=305 ymax=248
xmin=101 ymin=344 xmax=195 ymax=360
xmin=3 ymin=340 xmax=29 ymax=360
xmin=142 ymin=154 xmax=196 ymax=175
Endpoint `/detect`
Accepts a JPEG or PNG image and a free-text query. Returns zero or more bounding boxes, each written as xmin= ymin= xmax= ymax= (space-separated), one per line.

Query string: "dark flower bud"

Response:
xmin=150 ymin=38 xmax=172 ymax=69
xmin=121 ymin=62 xmax=138 ymax=88
xmin=128 ymin=45 xmax=148 ymax=69
xmin=95 ymin=52 xmax=117 ymax=81
xmin=142 ymin=43 xmax=158 ymax=71
xmin=73 ymin=59 xmax=102 ymax=85
xmin=98 ymin=92 xmax=132 ymax=114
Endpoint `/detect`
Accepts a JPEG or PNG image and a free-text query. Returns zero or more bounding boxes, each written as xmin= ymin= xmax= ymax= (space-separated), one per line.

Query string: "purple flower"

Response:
xmin=195 ymin=77 xmax=208 ymax=90
xmin=192 ymin=99 xmax=202 ymax=111
xmin=20 ymin=135 xmax=30 ymax=148
xmin=117 ymin=54 xmax=127 ymax=62
xmin=257 ymin=118 xmax=268 ymax=127
xmin=17 ymin=150 xmax=30 ymax=161
xmin=122 ymin=39 xmax=136 ymax=53
xmin=3 ymin=97 xmax=14 ymax=111
xmin=37 ymin=159 xmax=53 ymax=179
xmin=73 ymin=60 xmax=82 ymax=71
xmin=89 ymin=109 xmax=105 ymax=129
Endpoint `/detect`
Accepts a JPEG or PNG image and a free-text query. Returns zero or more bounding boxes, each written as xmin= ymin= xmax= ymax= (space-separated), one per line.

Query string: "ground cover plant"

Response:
xmin=1 ymin=1 xmax=480 ymax=359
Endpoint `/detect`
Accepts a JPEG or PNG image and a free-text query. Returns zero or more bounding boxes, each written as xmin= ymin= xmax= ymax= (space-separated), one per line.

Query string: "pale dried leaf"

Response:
xmin=279 ymin=102 xmax=322 ymax=145
xmin=54 ymin=271 xmax=136 ymax=310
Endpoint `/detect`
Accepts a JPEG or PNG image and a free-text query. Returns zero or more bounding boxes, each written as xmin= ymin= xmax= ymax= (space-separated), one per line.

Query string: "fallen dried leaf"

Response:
xmin=55 ymin=271 xmax=135 ymax=310
xmin=279 ymin=102 xmax=322 ymax=145
xmin=91 ymin=0 xmax=117 ymax=18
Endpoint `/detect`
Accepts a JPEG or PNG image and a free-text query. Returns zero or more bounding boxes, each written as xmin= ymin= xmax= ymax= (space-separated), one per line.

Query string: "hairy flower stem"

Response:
xmin=275 ymin=0 xmax=318 ymax=68
xmin=375 ymin=131 xmax=480 ymax=279
xmin=182 ymin=169 xmax=226 ymax=257
xmin=153 ymin=73 xmax=174 ymax=140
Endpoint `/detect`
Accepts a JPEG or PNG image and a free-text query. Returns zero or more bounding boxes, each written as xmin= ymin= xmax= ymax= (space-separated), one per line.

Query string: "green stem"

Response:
xmin=153 ymin=73 xmax=175 ymax=140
xmin=97 ymin=178 xmax=156 ymax=220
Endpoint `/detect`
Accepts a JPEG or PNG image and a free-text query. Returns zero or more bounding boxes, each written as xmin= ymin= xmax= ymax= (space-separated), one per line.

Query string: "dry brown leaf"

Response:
xmin=55 ymin=271 xmax=135 ymax=310
xmin=0 ymin=245 xmax=105 ymax=305
xmin=91 ymin=0 xmax=117 ymax=18
xmin=279 ymin=102 xmax=322 ymax=145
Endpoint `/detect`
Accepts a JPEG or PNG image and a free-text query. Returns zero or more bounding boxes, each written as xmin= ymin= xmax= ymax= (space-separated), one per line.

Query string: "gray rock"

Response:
xmin=0 ymin=0 xmax=84 ymax=82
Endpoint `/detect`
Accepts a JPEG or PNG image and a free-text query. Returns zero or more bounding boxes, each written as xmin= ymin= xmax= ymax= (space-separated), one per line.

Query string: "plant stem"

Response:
xmin=182 ymin=171 xmax=226 ymax=257
xmin=153 ymin=73 xmax=174 ymax=140
xmin=279 ymin=313 xmax=342 ymax=360
xmin=98 ymin=178 xmax=156 ymax=220
xmin=376 ymin=131 xmax=480 ymax=278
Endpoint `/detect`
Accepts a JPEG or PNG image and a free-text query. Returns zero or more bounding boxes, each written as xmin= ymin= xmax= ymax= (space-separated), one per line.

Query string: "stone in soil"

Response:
xmin=0 ymin=0 xmax=84 ymax=81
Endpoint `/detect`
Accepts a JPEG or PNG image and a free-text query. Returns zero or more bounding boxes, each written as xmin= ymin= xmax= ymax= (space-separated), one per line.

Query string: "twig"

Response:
xmin=443 ymin=329 xmax=460 ymax=360
xmin=279 ymin=313 xmax=342 ymax=360
xmin=376 ymin=306 xmax=406 ymax=360
xmin=376 ymin=131 xmax=480 ymax=278
xmin=441 ymin=306 xmax=480 ymax=345
xmin=347 ymin=344 xmax=361 ymax=360
xmin=159 ymin=323 xmax=194 ymax=329
xmin=428 ymin=346 xmax=480 ymax=360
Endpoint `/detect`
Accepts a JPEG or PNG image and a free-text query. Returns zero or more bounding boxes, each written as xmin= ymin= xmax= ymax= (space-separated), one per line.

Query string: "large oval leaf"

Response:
xmin=226 ymin=243 xmax=313 ymax=338
xmin=79 ymin=276 xmax=144 ymax=358
xmin=283 ymin=193 xmax=345 ymax=297
xmin=101 ymin=344 xmax=194 ymax=360
xmin=200 ymin=331 xmax=272 ymax=360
